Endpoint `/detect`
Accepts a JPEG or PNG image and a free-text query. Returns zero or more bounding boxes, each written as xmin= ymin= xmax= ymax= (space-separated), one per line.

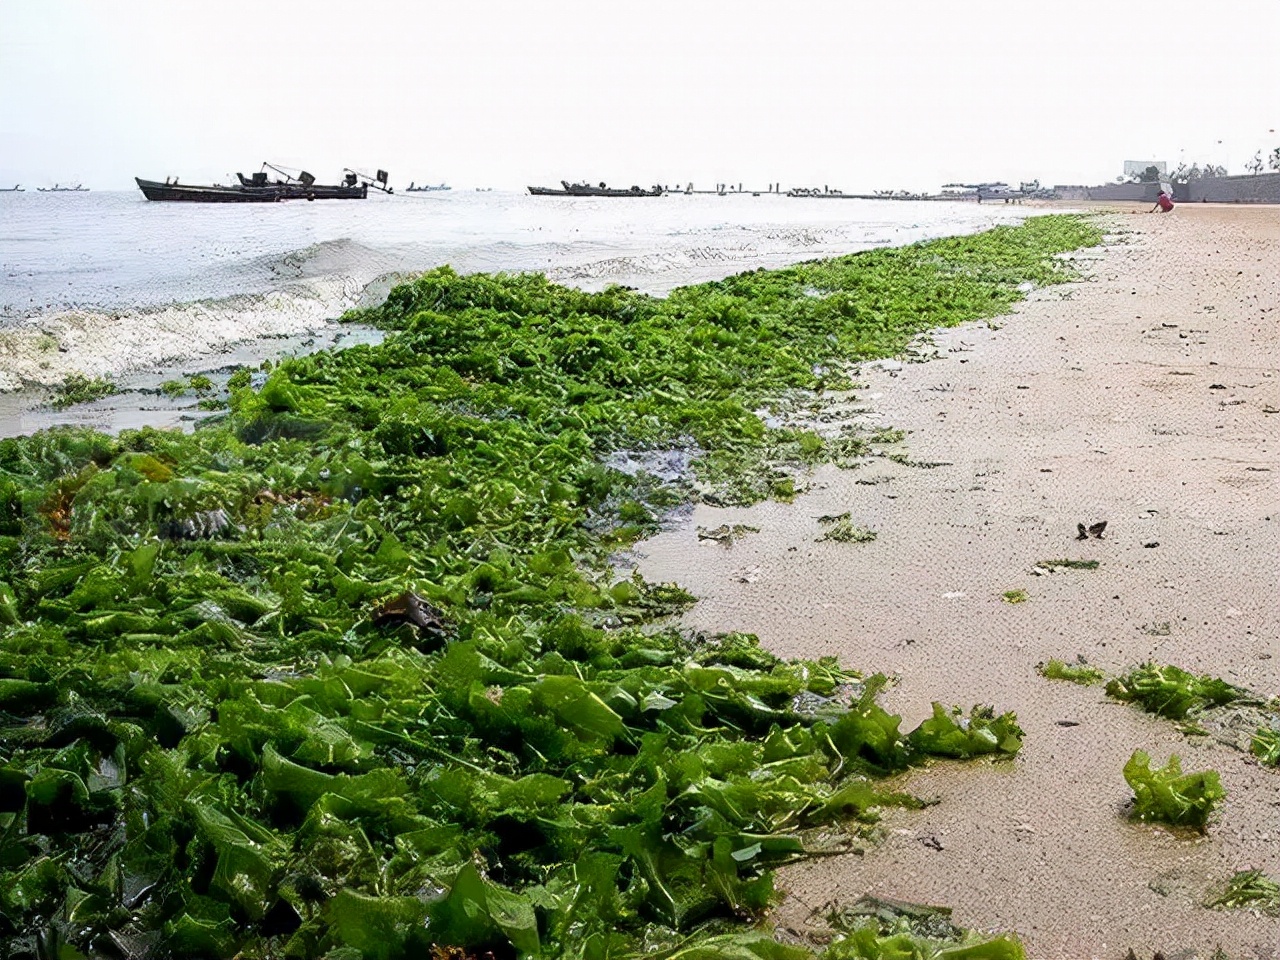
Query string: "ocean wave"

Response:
xmin=0 ymin=275 xmax=368 ymax=391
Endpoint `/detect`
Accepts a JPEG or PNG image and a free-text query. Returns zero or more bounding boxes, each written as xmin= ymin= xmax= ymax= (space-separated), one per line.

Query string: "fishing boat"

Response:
xmin=135 ymin=177 xmax=284 ymax=203
xmin=405 ymin=182 xmax=451 ymax=192
xmin=37 ymin=183 xmax=88 ymax=192
xmin=0 ymin=185 xmax=22 ymax=192
xmin=135 ymin=166 xmax=393 ymax=203
xmin=528 ymin=180 xmax=664 ymax=197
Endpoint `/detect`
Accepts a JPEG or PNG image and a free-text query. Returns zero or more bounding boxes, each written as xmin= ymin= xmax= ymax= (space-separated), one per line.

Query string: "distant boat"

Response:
xmin=0 ymin=184 xmax=22 ymax=192
xmin=529 ymin=180 xmax=664 ymax=197
xmin=405 ymin=182 xmax=451 ymax=192
xmin=37 ymin=183 xmax=88 ymax=192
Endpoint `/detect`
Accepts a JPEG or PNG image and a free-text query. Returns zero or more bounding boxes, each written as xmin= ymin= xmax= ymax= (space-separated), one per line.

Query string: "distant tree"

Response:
xmin=1246 ymin=151 xmax=1264 ymax=175
xmin=1137 ymin=165 xmax=1163 ymax=182
xmin=1270 ymin=148 xmax=1280 ymax=173
xmin=1204 ymin=164 xmax=1227 ymax=178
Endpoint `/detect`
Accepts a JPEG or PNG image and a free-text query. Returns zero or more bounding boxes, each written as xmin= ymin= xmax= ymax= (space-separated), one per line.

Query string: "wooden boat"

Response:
xmin=136 ymin=166 xmax=391 ymax=203
xmin=405 ymin=182 xmax=451 ymax=192
xmin=135 ymin=177 xmax=284 ymax=202
xmin=528 ymin=180 xmax=664 ymax=197
xmin=37 ymin=184 xmax=88 ymax=192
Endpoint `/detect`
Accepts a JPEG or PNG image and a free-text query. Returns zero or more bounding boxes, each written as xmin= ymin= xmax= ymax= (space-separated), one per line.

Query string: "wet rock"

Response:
xmin=370 ymin=591 xmax=451 ymax=644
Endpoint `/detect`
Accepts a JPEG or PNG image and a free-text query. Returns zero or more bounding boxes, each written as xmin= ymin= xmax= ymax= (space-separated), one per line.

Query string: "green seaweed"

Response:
xmin=1251 ymin=727 xmax=1280 ymax=767
xmin=1123 ymin=750 xmax=1225 ymax=832
xmin=816 ymin=513 xmax=876 ymax=544
xmin=49 ymin=373 xmax=117 ymax=409
xmin=1106 ymin=663 xmax=1246 ymax=720
xmin=1001 ymin=589 xmax=1028 ymax=604
xmin=1037 ymin=659 xmax=1105 ymax=686
xmin=0 ymin=216 xmax=1100 ymax=956
xmin=1036 ymin=559 xmax=1099 ymax=571
xmin=821 ymin=897 xmax=1025 ymax=959
xmin=1205 ymin=869 xmax=1280 ymax=915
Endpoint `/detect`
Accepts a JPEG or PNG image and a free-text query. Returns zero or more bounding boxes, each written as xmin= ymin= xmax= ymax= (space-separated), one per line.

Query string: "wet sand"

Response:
xmin=638 ymin=205 xmax=1280 ymax=957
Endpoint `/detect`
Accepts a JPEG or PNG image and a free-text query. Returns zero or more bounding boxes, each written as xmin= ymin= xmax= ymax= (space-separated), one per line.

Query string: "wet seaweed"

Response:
xmin=820 ymin=896 xmax=1025 ymax=959
xmin=1106 ymin=663 xmax=1247 ymax=721
xmin=1205 ymin=869 xmax=1280 ymax=915
xmin=0 ymin=216 xmax=1099 ymax=957
xmin=815 ymin=514 xmax=876 ymax=544
xmin=1037 ymin=659 xmax=1105 ymax=686
xmin=48 ymin=373 xmax=117 ymax=409
xmin=1124 ymin=750 xmax=1225 ymax=833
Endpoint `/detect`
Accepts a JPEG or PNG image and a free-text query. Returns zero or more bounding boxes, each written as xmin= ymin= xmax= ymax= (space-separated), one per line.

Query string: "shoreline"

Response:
xmin=637 ymin=205 xmax=1280 ymax=956
xmin=0 ymin=195 xmax=1042 ymax=418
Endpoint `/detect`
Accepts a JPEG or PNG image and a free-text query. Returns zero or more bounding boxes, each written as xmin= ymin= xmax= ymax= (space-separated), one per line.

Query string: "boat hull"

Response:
xmin=135 ymin=177 xmax=283 ymax=202
xmin=281 ymin=183 xmax=367 ymax=200
xmin=528 ymin=184 xmax=663 ymax=197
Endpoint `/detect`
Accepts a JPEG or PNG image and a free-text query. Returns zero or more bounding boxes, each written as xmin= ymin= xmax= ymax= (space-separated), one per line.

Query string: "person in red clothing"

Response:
xmin=1152 ymin=190 xmax=1175 ymax=212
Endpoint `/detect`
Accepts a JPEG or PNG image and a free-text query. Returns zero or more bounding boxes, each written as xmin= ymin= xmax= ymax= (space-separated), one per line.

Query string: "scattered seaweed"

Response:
xmin=1001 ymin=589 xmax=1029 ymax=604
xmin=1124 ymin=750 xmax=1225 ymax=833
xmin=1049 ymin=660 xmax=1280 ymax=770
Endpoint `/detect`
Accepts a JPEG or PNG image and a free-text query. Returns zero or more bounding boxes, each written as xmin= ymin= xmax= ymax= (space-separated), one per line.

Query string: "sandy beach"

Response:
xmin=638 ymin=204 xmax=1280 ymax=957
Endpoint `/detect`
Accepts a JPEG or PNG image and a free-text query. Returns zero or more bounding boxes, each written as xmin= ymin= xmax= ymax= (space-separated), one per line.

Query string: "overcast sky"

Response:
xmin=2 ymin=0 xmax=1279 ymax=191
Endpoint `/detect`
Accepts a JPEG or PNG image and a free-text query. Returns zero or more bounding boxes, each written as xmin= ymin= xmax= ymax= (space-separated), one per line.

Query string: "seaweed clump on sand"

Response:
xmin=1124 ymin=750 xmax=1225 ymax=833
xmin=0 ymin=217 xmax=1101 ymax=957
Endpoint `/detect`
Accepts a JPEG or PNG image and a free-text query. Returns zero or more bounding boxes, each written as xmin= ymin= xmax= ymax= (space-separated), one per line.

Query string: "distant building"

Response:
xmin=1123 ymin=160 xmax=1167 ymax=178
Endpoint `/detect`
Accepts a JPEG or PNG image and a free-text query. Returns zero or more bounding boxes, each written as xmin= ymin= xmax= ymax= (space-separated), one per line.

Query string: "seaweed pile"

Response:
xmin=0 ymin=217 xmax=1100 ymax=957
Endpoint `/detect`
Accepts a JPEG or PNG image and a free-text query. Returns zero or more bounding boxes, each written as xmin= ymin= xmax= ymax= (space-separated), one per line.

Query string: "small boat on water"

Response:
xmin=37 ymin=183 xmax=88 ymax=192
xmin=529 ymin=180 xmax=664 ymax=197
xmin=135 ymin=165 xmax=393 ymax=202
xmin=0 ymin=185 xmax=23 ymax=192
xmin=405 ymin=182 xmax=451 ymax=192
xmin=135 ymin=177 xmax=283 ymax=202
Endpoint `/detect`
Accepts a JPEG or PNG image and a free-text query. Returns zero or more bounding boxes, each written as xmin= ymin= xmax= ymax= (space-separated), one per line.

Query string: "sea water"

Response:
xmin=0 ymin=188 xmax=1031 ymax=388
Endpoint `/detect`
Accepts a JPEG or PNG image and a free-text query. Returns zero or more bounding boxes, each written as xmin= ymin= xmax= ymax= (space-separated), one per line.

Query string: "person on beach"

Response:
xmin=1152 ymin=190 xmax=1174 ymax=213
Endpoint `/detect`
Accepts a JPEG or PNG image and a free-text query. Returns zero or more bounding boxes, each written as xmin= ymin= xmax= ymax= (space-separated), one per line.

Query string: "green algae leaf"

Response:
xmin=1106 ymin=662 xmax=1246 ymax=720
xmin=1037 ymin=659 xmax=1105 ymax=686
xmin=907 ymin=705 xmax=1024 ymax=759
xmin=1252 ymin=727 xmax=1280 ymax=766
xmin=1123 ymin=750 xmax=1225 ymax=832
xmin=1205 ymin=869 xmax=1280 ymax=915
xmin=426 ymin=862 xmax=541 ymax=956
xmin=326 ymin=888 xmax=429 ymax=959
xmin=650 ymin=931 xmax=813 ymax=959
xmin=820 ymin=897 xmax=1027 ymax=960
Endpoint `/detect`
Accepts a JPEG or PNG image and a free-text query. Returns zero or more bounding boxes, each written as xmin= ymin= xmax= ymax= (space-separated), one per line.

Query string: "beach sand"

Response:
xmin=638 ymin=204 xmax=1280 ymax=957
